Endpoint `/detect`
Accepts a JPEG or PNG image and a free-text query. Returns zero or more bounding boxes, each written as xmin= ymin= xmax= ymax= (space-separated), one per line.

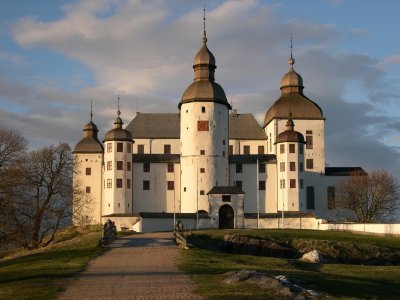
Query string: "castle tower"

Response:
xmin=103 ymin=105 xmax=133 ymax=216
xmin=264 ymin=40 xmax=325 ymax=173
xmin=178 ymin=13 xmax=231 ymax=213
xmin=73 ymin=106 xmax=103 ymax=224
xmin=275 ymin=115 xmax=305 ymax=212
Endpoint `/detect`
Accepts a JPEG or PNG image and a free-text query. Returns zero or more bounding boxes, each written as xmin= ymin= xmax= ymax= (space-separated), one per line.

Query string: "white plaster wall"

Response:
xmin=180 ymin=102 xmax=229 ymax=213
xmin=103 ymin=141 xmax=133 ymax=215
xmin=209 ymin=194 xmax=244 ymax=228
xmin=139 ymin=217 xmax=210 ymax=232
xmin=73 ymin=153 xmax=103 ymax=224
xmin=133 ymin=138 xmax=180 ymax=154
xmin=245 ymin=217 xmax=322 ymax=230
xmin=132 ymin=162 xmax=180 ymax=213
xmin=265 ymin=119 xmax=325 ymax=173
xmin=101 ymin=216 xmax=141 ymax=231
xmin=229 ymin=140 xmax=267 ymax=154
xmin=229 ymin=163 xmax=266 ymax=213
xmin=265 ymin=163 xmax=278 ymax=213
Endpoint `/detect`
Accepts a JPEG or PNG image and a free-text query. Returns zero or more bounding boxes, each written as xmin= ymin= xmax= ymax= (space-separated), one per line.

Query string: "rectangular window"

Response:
xmin=280 ymin=144 xmax=285 ymax=154
xmin=280 ymin=162 xmax=285 ymax=172
xmin=200 ymin=190 xmax=205 ymax=195
xmin=243 ymin=145 xmax=250 ymax=154
xmin=167 ymin=163 xmax=174 ymax=173
xmin=299 ymin=162 xmax=304 ymax=172
xmin=127 ymin=161 xmax=131 ymax=171
xmin=289 ymin=144 xmax=295 ymax=153
xmin=306 ymin=133 xmax=313 ymax=149
xmin=200 ymin=150 xmax=205 ymax=155
xmin=127 ymin=179 xmax=131 ymax=189
xmin=200 ymin=168 xmax=205 ymax=173
xmin=107 ymin=161 xmax=112 ymax=171
xmin=269 ymin=133 xmax=272 ymax=152
xmin=143 ymin=163 xmax=150 ymax=172
xmin=116 ymin=178 xmax=123 ymax=188
xmin=197 ymin=120 xmax=209 ymax=131
xmin=117 ymin=142 xmax=123 ymax=152
xmin=222 ymin=151 xmax=225 ymax=157
xmin=137 ymin=144 xmax=145 ymax=154
xmin=223 ymin=139 xmax=225 ymax=145
xmin=236 ymin=164 xmax=242 ymax=173
xmin=258 ymin=145 xmax=264 ymax=154
xmin=327 ymin=186 xmax=336 ymax=209
xmin=107 ymin=179 xmax=112 ymax=188
xmin=290 ymin=162 xmax=296 ymax=171
xmin=290 ymin=179 xmax=296 ymax=189
xmin=167 ymin=181 xmax=174 ymax=190
xmin=307 ymin=186 xmax=315 ymax=209
xmin=201 ymin=106 xmax=206 ymax=113
xmin=280 ymin=179 xmax=285 ymax=189
xmin=300 ymin=179 xmax=304 ymax=189
xmin=85 ymin=186 xmax=91 ymax=193
xmin=306 ymin=159 xmax=314 ymax=170
xmin=222 ymin=195 xmax=231 ymax=202
xmin=143 ymin=180 xmax=150 ymax=190
xmin=258 ymin=163 xmax=265 ymax=173
xmin=117 ymin=161 xmax=123 ymax=170
xmin=259 ymin=181 xmax=266 ymax=190
xmin=127 ymin=143 xmax=132 ymax=153
xmin=164 ymin=144 xmax=171 ymax=154
xmin=85 ymin=167 xmax=91 ymax=175
xmin=229 ymin=145 xmax=233 ymax=155
xmin=107 ymin=143 xmax=112 ymax=153
xmin=235 ymin=181 xmax=242 ymax=190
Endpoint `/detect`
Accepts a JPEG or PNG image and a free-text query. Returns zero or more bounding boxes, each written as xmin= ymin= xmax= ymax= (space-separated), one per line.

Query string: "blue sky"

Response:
xmin=0 ymin=0 xmax=399 ymax=174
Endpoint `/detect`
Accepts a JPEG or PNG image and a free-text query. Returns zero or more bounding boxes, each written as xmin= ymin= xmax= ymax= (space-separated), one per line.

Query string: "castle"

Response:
xmin=73 ymin=25 xmax=364 ymax=232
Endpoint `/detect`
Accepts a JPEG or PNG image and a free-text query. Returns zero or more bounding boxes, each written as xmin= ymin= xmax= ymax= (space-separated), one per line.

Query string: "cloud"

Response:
xmin=1 ymin=0 xmax=399 ymax=175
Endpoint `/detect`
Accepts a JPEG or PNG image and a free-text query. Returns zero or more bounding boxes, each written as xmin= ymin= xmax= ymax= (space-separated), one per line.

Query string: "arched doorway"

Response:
xmin=219 ymin=205 xmax=234 ymax=229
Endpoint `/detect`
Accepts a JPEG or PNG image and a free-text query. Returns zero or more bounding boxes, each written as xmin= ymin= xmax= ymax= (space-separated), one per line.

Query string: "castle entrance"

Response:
xmin=219 ymin=205 xmax=234 ymax=229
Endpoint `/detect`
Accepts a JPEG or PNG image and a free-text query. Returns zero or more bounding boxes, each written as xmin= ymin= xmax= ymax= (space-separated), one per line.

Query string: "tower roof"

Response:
xmin=104 ymin=100 xmax=133 ymax=142
xmin=179 ymin=8 xmax=231 ymax=110
xmin=74 ymin=105 xmax=103 ymax=153
xmin=275 ymin=114 xmax=305 ymax=144
xmin=264 ymin=40 xmax=323 ymax=127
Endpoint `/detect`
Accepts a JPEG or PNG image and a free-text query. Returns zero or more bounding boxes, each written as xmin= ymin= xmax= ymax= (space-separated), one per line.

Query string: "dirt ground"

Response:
xmin=58 ymin=232 xmax=202 ymax=300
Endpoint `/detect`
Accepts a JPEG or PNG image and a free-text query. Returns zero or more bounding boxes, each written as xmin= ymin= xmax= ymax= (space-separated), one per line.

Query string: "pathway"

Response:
xmin=59 ymin=232 xmax=202 ymax=300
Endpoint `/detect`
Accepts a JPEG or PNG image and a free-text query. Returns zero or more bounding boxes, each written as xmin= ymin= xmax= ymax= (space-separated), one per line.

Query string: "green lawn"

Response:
xmin=180 ymin=229 xmax=400 ymax=299
xmin=0 ymin=225 xmax=104 ymax=300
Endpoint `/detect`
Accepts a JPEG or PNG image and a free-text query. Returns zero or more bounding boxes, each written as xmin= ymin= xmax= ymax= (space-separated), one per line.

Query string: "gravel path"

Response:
xmin=59 ymin=232 xmax=202 ymax=300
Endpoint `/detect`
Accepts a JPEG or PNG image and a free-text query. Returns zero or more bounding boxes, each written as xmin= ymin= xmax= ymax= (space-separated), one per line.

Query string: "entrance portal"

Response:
xmin=219 ymin=205 xmax=234 ymax=229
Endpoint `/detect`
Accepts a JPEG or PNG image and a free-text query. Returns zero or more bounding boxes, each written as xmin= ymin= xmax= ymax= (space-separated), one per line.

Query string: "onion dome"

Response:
xmin=179 ymin=20 xmax=231 ymax=109
xmin=104 ymin=107 xmax=133 ymax=142
xmin=74 ymin=108 xmax=103 ymax=153
xmin=275 ymin=114 xmax=305 ymax=144
xmin=264 ymin=53 xmax=323 ymax=127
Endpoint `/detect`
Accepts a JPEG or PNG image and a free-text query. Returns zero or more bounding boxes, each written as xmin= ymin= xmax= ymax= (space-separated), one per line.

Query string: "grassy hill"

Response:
xmin=181 ymin=229 xmax=400 ymax=299
xmin=0 ymin=225 xmax=104 ymax=300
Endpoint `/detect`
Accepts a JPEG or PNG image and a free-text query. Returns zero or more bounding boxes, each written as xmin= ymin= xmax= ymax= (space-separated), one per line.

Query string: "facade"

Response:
xmin=73 ymin=28 xmax=365 ymax=231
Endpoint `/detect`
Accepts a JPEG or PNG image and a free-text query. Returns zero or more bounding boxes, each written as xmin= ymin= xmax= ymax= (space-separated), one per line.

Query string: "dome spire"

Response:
xmin=289 ymin=34 xmax=295 ymax=66
xmin=90 ymin=100 xmax=93 ymax=122
xmin=280 ymin=35 xmax=304 ymax=94
xmin=114 ymin=92 xmax=123 ymax=129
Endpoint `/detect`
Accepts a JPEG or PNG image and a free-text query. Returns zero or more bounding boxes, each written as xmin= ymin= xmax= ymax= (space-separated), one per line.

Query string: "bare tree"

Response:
xmin=4 ymin=143 xmax=77 ymax=249
xmin=336 ymin=170 xmax=400 ymax=223
xmin=0 ymin=126 xmax=27 ymax=245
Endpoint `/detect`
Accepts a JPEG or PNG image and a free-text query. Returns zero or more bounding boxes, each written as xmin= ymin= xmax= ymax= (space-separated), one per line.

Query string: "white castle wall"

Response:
xmin=133 ymin=138 xmax=180 ymax=154
xmin=229 ymin=140 xmax=267 ymax=154
xmin=180 ymin=102 xmax=229 ymax=213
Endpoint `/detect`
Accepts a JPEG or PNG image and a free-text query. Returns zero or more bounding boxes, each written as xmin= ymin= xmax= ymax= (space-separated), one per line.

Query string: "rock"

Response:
xmin=223 ymin=269 xmax=258 ymax=283
xmin=223 ymin=234 xmax=298 ymax=259
xmin=300 ymin=249 xmax=325 ymax=263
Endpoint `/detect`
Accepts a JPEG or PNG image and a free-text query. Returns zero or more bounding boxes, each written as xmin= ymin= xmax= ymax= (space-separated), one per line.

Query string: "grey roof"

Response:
xmin=126 ymin=113 xmax=180 ymax=139
xmin=132 ymin=154 xmax=180 ymax=163
xmin=104 ymin=128 xmax=133 ymax=142
xmin=208 ymin=186 xmax=245 ymax=195
xmin=229 ymin=154 xmax=276 ymax=164
xmin=180 ymin=81 xmax=231 ymax=109
xmin=74 ymin=137 xmax=103 ymax=153
xmin=126 ymin=113 xmax=267 ymax=140
xmin=325 ymin=167 xmax=367 ymax=176
xmin=275 ymin=130 xmax=305 ymax=144
xmin=229 ymin=114 xmax=266 ymax=140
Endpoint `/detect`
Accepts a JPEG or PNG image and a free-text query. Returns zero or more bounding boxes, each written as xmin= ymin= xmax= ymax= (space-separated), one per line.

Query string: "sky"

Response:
xmin=0 ymin=0 xmax=400 ymax=175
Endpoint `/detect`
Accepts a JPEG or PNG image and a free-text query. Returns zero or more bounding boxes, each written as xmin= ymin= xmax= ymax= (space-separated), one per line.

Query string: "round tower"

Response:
xmin=103 ymin=106 xmax=133 ymax=216
xmin=275 ymin=115 xmax=305 ymax=212
xmin=179 ymin=20 xmax=231 ymax=213
xmin=73 ymin=107 xmax=103 ymax=224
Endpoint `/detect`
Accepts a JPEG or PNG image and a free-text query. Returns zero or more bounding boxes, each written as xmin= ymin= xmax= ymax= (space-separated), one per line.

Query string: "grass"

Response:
xmin=180 ymin=229 xmax=400 ymax=299
xmin=0 ymin=225 xmax=104 ymax=300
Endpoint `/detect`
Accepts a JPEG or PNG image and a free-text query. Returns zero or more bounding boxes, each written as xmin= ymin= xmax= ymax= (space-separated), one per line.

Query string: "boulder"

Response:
xmin=300 ymin=250 xmax=325 ymax=263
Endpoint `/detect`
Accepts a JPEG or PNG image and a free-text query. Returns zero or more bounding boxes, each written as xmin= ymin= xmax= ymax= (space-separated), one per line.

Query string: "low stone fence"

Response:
xmin=99 ymin=219 xmax=117 ymax=246
xmin=320 ymin=222 xmax=400 ymax=236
